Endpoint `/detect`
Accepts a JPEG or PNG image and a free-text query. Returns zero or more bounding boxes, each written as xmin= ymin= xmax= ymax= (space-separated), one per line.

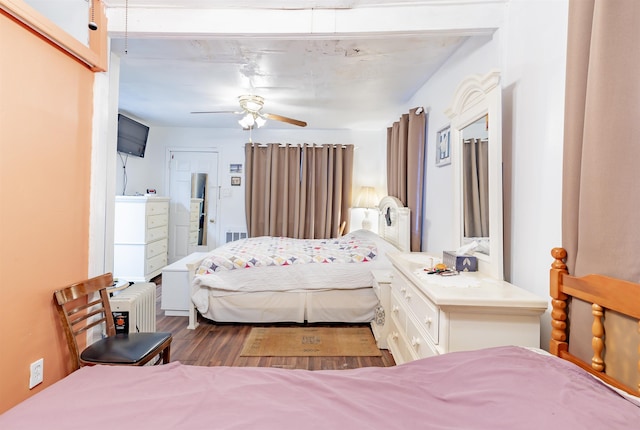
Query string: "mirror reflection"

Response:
xmin=461 ymin=115 xmax=490 ymax=255
xmin=191 ymin=173 xmax=208 ymax=246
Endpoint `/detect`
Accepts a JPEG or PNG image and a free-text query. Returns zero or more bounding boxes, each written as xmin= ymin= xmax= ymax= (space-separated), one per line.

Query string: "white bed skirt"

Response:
xmin=199 ymin=287 xmax=379 ymax=323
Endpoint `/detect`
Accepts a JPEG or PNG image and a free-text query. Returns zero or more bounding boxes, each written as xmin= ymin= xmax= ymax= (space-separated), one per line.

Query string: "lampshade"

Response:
xmin=354 ymin=186 xmax=379 ymax=209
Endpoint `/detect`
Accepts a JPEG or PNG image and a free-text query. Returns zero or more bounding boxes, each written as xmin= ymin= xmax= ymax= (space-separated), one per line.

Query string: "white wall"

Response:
xmin=501 ymin=0 xmax=568 ymax=348
xmin=405 ymin=0 xmax=568 ymax=348
xmin=407 ymin=34 xmax=501 ymax=255
xmin=116 ymin=126 xmax=388 ymax=242
xmin=24 ymin=0 xmax=90 ymax=45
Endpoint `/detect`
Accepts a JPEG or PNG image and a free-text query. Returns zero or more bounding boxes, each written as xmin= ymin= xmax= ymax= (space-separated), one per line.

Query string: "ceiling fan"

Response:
xmin=191 ymin=95 xmax=307 ymax=129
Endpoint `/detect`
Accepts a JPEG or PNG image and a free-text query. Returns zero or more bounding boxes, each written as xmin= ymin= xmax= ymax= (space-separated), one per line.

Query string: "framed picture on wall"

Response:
xmin=436 ymin=125 xmax=451 ymax=167
xmin=231 ymin=176 xmax=241 ymax=186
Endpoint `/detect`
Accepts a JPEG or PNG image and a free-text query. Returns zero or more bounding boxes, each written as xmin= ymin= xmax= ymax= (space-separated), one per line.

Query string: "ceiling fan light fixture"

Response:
xmin=246 ymin=100 xmax=262 ymax=112
xmin=254 ymin=116 xmax=267 ymax=128
xmin=239 ymin=95 xmax=264 ymax=113
xmin=194 ymin=94 xmax=304 ymax=128
xmin=238 ymin=113 xmax=255 ymax=128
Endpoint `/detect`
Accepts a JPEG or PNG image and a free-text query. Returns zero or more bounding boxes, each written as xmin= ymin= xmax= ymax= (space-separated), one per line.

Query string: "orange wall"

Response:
xmin=0 ymin=11 xmax=98 ymax=412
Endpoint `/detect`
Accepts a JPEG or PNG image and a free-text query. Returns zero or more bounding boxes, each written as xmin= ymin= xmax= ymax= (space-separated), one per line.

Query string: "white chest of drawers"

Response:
xmin=386 ymin=252 xmax=547 ymax=365
xmin=113 ymin=196 xmax=170 ymax=282
xmin=189 ymin=198 xmax=204 ymax=247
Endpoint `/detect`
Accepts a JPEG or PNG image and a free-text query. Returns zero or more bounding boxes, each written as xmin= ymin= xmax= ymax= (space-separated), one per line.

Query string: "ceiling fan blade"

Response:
xmin=264 ymin=113 xmax=307 ymax=127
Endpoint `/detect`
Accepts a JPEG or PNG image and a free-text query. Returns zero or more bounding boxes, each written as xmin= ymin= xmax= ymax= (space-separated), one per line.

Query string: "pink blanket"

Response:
xmin=2 ymin=346 xmax=638 ymax=429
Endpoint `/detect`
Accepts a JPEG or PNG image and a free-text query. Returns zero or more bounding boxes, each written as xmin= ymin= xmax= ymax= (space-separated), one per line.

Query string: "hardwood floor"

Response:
xmin=153 ymin=279 xmax=396 ymax=369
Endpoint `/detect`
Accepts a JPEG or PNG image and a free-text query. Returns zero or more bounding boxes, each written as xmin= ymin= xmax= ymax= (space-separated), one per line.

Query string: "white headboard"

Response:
xmin=377 ymin=196 xmax=411 ymax=252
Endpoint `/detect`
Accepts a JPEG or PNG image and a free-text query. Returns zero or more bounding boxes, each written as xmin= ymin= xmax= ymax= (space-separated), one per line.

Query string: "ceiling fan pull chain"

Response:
xmin=124 ymin=0 xmax=129 ymax=54
xmin=88 ymin=0 xmax=97 ymax=31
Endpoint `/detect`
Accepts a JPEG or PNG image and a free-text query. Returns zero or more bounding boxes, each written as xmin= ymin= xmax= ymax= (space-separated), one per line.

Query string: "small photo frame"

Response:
xmin=231 ymin=176 xmax=241 ymax=186
xmin=436 ymin=125 xmax=451 ymax=167
xmin=230 ymin=163 xmax=242 ymax=173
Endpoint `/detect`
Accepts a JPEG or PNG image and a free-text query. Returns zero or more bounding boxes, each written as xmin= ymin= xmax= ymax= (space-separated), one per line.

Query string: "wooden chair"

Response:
xmin=54 ymin=273 xmax=172 ymax=371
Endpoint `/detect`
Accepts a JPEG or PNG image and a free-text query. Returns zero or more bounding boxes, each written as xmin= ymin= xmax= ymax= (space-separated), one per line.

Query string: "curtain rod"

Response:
xmin=247 ymin=143 xmax=352 ymax=148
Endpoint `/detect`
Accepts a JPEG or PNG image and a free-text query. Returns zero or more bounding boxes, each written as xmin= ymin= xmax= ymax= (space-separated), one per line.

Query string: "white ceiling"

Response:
xmin=104 ymin=1 xmax=495 ymax=130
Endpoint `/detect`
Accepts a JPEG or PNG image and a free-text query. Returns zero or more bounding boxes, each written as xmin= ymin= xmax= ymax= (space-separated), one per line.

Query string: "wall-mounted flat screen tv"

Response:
xmin=117 ymin=114 xmax=149 ymax=158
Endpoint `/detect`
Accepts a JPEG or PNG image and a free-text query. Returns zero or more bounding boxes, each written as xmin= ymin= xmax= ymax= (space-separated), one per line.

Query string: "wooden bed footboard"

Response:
xmin=550 ymin=247 xmax=640 ymax=396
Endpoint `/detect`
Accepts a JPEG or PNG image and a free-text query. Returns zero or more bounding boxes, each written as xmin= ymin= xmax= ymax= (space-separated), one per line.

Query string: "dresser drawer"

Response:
xmin=405 ymin=312 xmax=438 ymax=359
xmin=405 ymin=282 xmax=440 ymax=344
xmin=146 ymin=225 xmax=168 ymax=242
xmin=390 ymin=289 xmax=407 ymax=332
xmin=147 ymin=201 xmax=169 ymax=216
xmin=387 ymin=314 xmax=414 ymax=365
xmin=147 ymin=213 xmax=168 ymax=230
xmin=147 ymin=238 xmax=167 ymax=259
xmin=395 ymin=272 xmax=440 ymax=344
xmin=145 ymin=252 xmax=167 ymax=276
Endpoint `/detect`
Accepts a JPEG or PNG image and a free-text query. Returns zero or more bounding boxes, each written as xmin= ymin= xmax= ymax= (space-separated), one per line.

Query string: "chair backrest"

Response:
xmin=53 ymin=273 xmax=116 ymax=370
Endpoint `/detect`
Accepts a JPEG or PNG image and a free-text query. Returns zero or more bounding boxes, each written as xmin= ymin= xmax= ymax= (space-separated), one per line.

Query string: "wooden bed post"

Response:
xmin=549 ymin=248 xmax=568 ymax=356
xmin=591 ymin=304 xmax=605 ymax=372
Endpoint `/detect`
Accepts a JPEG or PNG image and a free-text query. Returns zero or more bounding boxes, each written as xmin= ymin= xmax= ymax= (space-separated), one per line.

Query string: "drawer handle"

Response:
xmin=400 ymin=287 xmax=407 ymax=293
xmin=424 ymin=317 xmax=433 ymax=326
xmin=392 ymin=332 xmax=399 ymax=340
xmin=405 ymin=293 xmax=412 ymax=300
xmin=411 ymin=336 xmax=421 ymax=347
xmin=392 ymin=305 xmax=399 ymax=313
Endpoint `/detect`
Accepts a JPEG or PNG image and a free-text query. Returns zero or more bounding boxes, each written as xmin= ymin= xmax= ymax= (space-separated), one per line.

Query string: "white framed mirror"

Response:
xmin=445 ymin=70 xmax=503 ymax=280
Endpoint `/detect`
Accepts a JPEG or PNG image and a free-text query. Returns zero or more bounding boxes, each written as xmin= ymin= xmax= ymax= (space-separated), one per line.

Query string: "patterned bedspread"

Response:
xmin=196 ymin=233 xmax=378 ymax=275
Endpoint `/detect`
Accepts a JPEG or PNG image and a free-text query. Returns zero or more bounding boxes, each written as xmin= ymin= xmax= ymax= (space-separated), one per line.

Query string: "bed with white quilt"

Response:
xmin=189 ymin=196 xmax=410 ymax=325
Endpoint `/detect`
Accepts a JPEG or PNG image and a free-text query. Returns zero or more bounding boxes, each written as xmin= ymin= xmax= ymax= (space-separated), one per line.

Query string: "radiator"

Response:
xmin=109 ymin=282 xmax=157 ymax=333
xmin=226 ymin=231 xmax=247 ymax=243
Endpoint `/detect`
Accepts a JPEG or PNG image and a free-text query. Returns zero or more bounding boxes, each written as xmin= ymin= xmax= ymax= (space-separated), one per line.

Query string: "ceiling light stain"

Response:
xmin=345 ymin=48 xmax=361 ymax=57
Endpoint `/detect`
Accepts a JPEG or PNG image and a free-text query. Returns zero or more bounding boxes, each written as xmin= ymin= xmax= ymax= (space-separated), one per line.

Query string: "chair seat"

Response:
xmin=81 ymin=332 xmax=172 ymax=365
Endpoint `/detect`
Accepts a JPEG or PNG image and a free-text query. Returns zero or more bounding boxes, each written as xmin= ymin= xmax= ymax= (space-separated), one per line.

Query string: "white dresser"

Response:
xmin=113 ymin=196 xmax=170 ymax=282
xmin=386 ymin=252 xmax=547 ymax=365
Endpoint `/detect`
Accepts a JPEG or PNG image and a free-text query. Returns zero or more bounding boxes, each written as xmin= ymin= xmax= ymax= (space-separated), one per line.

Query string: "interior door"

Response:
xmin=168 ymin=150 xmax=218 ymax=263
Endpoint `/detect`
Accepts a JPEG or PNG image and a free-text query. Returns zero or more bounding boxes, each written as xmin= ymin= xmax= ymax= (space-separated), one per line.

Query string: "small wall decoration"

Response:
xmin=230 ymin=163 xmax=242 ymax=173
xmin=436 ymin=125 xmax=451 ymax=167
xmin=231 ymin=176 xmax=241 ymax=186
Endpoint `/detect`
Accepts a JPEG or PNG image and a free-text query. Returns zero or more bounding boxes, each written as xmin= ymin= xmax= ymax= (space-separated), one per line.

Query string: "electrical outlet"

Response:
xmin=29 ymin=358 xmax=44 ymax=389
